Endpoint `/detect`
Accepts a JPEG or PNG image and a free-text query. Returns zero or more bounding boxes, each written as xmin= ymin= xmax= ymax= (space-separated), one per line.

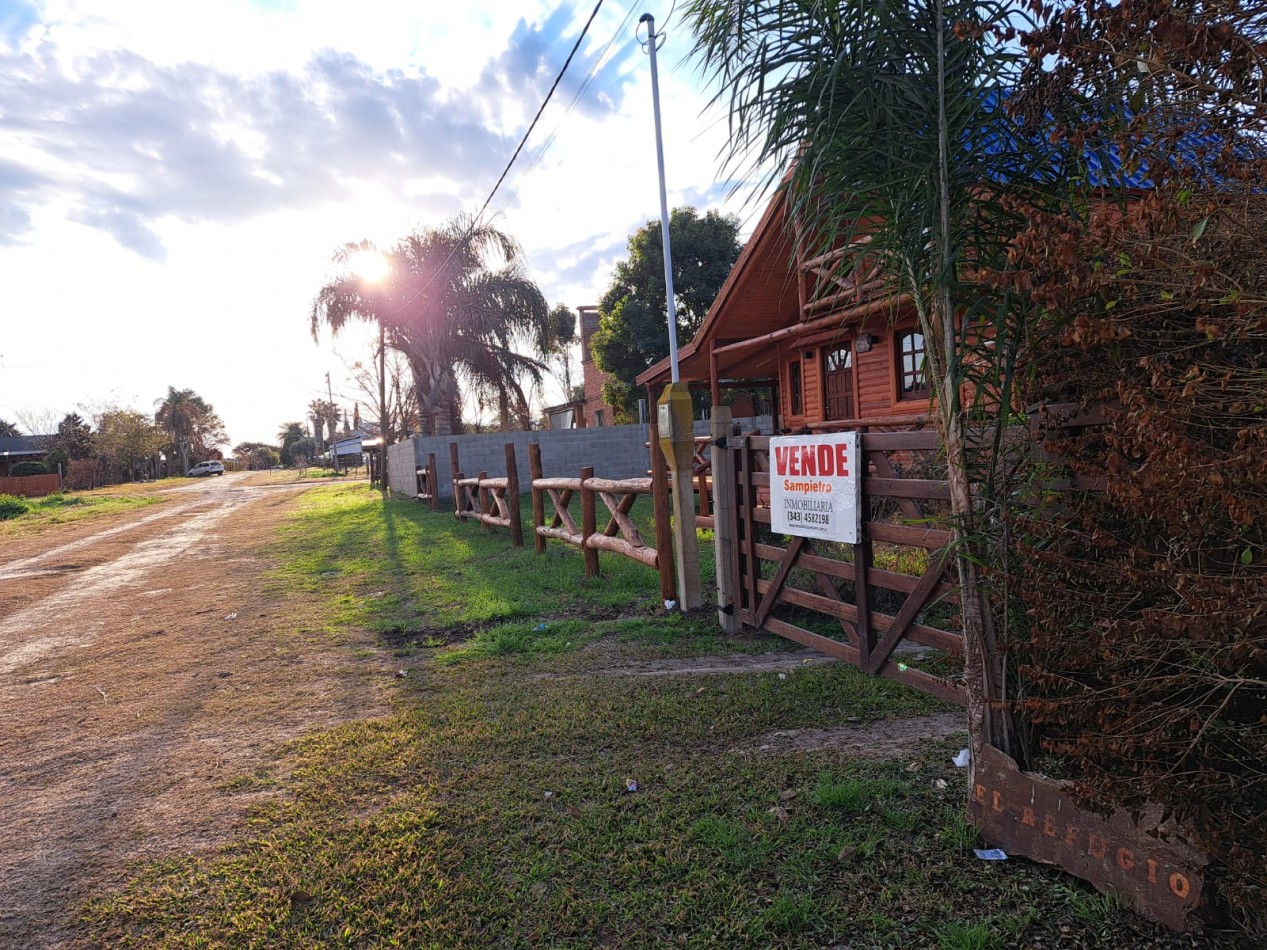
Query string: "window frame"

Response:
xmin=895 ymin=329 xmax=929 ymax=401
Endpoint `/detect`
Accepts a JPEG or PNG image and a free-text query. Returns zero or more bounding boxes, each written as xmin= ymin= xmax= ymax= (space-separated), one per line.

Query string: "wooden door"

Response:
xmin=823 ymin=345 xmax=855 ymax=420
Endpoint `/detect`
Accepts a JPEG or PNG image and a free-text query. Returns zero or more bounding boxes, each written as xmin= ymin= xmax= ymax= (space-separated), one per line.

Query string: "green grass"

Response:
xmin=73 ymin=482 xmax=1251 ymax=949
xmin=264 ymin=483 xmax=717 ymax=638
xmin=0 ymin=489 xmax=163 ymax=535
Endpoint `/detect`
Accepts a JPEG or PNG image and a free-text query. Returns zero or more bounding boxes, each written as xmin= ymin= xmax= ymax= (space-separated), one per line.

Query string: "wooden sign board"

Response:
xmin=969 ymin=745 xmax=1207 ymax=933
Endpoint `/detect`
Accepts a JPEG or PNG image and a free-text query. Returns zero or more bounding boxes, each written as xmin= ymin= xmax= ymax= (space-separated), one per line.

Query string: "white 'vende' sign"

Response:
xmin=769 ymin=433 xmax=862 ymax=544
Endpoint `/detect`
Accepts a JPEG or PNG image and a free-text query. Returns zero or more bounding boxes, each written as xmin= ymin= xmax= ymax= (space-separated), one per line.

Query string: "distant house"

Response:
xmin=578 ymin=305 xmax=622 ymax=427
xmin=542 ymin=400 xmax=583 ymax=430
xmin=0 ymin=435 xmax=50 ymax=476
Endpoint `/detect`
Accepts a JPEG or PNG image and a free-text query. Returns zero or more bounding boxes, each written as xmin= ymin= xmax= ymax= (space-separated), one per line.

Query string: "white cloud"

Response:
xmin=0 ymin=1 xmax=748 ymax=443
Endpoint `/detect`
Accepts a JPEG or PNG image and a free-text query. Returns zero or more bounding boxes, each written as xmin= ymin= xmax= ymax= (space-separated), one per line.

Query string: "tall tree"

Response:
xmin=54 ymin=413 xmax=94 ymax=459
xmin=0 ymin=419 xmax=17 ymax=437
xmin=685 ymin=0 xmax=1047 ymax=759
xmin=307 ymin=399 xmax=338 ymax=446
xmin=311 ymin=218 xmax=552 ymax=435
xmin=276 ymin=421 xmax=306 ymax=465
xmin=154 ymin=387 xmax=225 ymax=475
xmin=590 ymin=207 xmax=741 ymax=418
xmin=538 ymin=304 xmax=581 ymax=405
xmin=234 ymin=441 xmax=281 ymax=470
xmin=95 ymin=408 xmax=164 ymax=481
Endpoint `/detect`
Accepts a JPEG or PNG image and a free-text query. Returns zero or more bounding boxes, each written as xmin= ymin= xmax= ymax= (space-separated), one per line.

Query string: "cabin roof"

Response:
xmin=636 ymin=191 xmax=800 ymax=388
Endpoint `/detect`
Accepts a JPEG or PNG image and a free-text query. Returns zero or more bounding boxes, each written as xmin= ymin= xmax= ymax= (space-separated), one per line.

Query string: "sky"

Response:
xmin=0 ymin=0 xmax=755 ymax=446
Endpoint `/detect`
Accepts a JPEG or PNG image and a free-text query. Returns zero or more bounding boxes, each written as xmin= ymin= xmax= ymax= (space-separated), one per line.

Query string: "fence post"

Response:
xmin=580 ymin=465 xmax=600 ymax=578
xmin=504 ymin=443 xmax=523 ymax=548
xmin=427 ymin=452 xmax=440 ymax=511
xmin=450 ymin=442 xmax=462 ymax=517
xmin=477 ymin=472 xmax=491 ymax=531
xmin=648 ymin=415 xmax=675 ymax=605
xmin=528 ymin=442 xmax=546 ymax=554
xmin=710 ymin=406 xmax=739 ymax=634
xmin=855 ymin=470 xmax=875 ymax=671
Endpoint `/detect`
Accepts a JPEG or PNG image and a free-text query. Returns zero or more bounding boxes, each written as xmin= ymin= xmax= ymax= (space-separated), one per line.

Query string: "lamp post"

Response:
xmin=640 ymin=13 xmax=702 ymax=611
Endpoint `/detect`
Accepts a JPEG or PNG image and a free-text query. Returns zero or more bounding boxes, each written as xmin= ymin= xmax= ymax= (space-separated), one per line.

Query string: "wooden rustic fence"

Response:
xmin=450 ymin=442 xmax=524 ymax=546
xmin=415 ymin=452 xmax=441 ymax=511
xmin=445 ymin=441 xmax=674 ymax=597
xmin=0 ymin=473 xmax=61 ymax=497
xmin=719 ymin=426 xmax=965 ymax=705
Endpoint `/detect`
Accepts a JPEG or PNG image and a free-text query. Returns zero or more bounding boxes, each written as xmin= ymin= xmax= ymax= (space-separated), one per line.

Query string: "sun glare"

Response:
xmin=350 ymin=249 xmax=388 ymax=283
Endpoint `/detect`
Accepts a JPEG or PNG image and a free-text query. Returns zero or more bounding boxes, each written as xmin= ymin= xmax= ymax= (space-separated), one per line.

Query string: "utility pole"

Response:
xmin=640 ymin=12 xmax=702 ymax=611
xmin=327 ymin=372 xmax=339 ymax=474
xmin=378 ymin=321 xmax=388 ymax=491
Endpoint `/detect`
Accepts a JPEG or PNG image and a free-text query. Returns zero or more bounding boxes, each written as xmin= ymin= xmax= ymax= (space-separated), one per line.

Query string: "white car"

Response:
xmin=188 ymin=461 xmax=225 ymax=477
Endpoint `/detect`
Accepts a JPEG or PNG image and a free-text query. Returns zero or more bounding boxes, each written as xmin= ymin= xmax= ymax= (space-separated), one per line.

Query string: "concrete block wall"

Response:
xmin=387 ymin=425 xmax=652 ymax=500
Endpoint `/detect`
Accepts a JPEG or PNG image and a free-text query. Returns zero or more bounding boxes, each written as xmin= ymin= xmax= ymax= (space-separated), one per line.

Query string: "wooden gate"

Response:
xmin=728 ymin=429 xmax=965 ymax=704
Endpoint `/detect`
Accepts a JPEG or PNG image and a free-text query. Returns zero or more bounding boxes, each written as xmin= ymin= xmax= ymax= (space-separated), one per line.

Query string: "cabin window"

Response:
xmin=788 ymin=360 xmax=803 ymax=415
xmin=896 ymin=330 xmax=929 ymax=400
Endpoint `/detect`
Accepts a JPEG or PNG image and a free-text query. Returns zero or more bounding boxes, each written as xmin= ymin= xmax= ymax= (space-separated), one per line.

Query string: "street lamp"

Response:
xmin=640 ymin=13 xmax=702 ymax=611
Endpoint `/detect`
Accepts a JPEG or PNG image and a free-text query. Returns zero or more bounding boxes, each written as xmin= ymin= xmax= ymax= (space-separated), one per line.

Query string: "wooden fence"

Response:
xmin=0 ymin=473 xmax=61 ymax=497
xmin=717 ymin=426 xmax=965 ymax=705
xmin=446 ymin=441 xmax=674 ymax=597
xmin=415 ymin=452 xmax=441 ymax=511
xmin=450 ymin=442 xmax=524 ymax=546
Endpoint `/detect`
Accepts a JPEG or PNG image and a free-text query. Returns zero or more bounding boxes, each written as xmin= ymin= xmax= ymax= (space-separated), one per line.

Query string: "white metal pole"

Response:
xmin=640 ymin=13 xmax=680 ymax=384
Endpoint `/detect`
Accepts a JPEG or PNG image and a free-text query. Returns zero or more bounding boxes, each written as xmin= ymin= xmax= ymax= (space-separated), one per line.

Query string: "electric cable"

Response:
xmin=379 ymin=0 xmax=608 ymax=320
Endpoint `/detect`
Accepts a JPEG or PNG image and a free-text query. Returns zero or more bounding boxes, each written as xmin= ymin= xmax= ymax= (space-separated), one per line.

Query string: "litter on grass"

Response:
xmin=953 ymin=748 xmax=971 ymax=767
xmin=974 ymin=848 xmax=1008 ymax=861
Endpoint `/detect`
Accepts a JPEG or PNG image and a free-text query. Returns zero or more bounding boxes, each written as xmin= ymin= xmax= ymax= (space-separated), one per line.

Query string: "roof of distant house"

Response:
xmin=0 ymin=435 xmax=50 ymax=456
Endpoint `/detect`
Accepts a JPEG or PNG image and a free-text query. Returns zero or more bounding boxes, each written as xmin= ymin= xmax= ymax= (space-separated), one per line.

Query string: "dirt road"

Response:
xmin=0 ymin=475 xmax=390 ymax=948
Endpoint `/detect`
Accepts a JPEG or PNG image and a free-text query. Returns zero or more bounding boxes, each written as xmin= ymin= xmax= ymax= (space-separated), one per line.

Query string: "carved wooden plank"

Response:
xmin=971 ymin=745 xmax=1206 ymax=933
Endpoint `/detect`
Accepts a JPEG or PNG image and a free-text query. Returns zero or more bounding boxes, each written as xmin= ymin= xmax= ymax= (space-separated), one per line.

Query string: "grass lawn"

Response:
xmin=79 ymin=484 xmax=1250 ymax=948
xmin=0 ymin=484 xmax=172 ymax=537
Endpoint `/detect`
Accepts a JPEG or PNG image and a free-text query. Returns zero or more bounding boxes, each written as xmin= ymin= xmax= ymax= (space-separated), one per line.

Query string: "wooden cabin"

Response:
xmin=636 ymin=191 xmax=932 ymax=431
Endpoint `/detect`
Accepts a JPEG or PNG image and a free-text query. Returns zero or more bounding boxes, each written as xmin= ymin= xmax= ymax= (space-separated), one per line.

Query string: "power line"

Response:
xmin=381 ymin=0 xmax=608 ymax=320
xmin=474 ymin=0 xmax=607 ymax=226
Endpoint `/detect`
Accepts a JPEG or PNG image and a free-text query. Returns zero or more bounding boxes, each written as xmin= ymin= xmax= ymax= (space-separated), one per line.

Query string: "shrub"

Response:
xmin=10 ymin=460 xmax=47 ymax=476
xmin=0 ymin=494 xmax=31 ymax=520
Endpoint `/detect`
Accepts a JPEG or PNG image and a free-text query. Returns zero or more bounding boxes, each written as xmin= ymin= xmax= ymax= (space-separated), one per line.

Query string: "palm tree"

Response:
xmin=685 ymin=0 xmax=1052 ymax=761
xmin=0 ymin=419 xmax=18 ymax=438
xmin=155 ymin=387 xmax=224 ymax=475
xmin=311 ymin=218 xmax=551 ymax=435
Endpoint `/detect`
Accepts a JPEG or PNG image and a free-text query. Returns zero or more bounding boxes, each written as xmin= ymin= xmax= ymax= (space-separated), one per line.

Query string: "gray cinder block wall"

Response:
xmin=387 ymin=425 xmax=652 ymax=500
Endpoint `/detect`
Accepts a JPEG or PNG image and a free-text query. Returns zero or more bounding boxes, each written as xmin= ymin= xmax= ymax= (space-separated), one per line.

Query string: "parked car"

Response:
xmin=188 ymin=461 xmax=225 ymax=477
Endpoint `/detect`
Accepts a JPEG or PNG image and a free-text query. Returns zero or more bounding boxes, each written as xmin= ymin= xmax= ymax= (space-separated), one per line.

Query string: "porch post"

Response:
xmin=710 ymin=405 xmax=738 ymax=634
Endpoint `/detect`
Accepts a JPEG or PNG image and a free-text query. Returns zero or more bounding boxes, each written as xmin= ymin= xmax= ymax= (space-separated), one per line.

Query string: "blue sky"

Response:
xmin=0 ymin=1 xmax=749 ymax=443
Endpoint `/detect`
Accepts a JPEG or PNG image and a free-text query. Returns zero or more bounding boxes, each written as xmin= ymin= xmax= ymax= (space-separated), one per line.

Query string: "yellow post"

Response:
xmin=657 ymin=381 xmax=703 ymax=610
